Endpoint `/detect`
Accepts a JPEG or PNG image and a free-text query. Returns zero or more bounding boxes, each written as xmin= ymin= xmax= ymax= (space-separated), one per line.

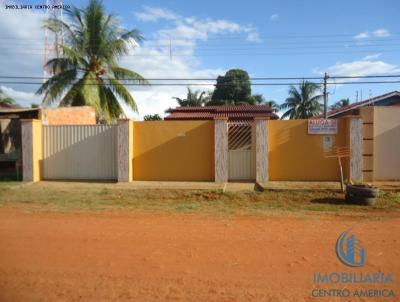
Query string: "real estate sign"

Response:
xmin=308 ymin=119 xmax=338 ymax=135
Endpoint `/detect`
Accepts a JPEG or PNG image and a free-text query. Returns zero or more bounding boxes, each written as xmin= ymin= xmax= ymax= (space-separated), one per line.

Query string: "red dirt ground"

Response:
xmin=0 ymin=208 xmax=399 ymax=302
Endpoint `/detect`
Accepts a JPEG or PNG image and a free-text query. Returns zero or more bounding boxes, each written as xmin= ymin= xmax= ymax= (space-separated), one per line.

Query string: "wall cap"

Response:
xmin=117 ymin=119 xmax=134 ymax=122
xmin=20 ymin=119 xmax=41 ymax=123
xmin=338 ymin=115 xmax=362 ymax=119
xmin=214 ymin=117 xmax=229 ymax=120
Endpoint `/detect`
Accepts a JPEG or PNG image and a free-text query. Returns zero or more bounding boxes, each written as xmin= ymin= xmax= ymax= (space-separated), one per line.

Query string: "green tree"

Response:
xmin=210 ymin=69 xmax=251 ymax=105
xmin=143 ymin=114 xmax=162 ymax=121
xmin=173 ymin=88 xmax=207 ymax=107
xmin=36 ymin=0 xmax=149 ymax=122
xmin=246 ymin=94 xmax=265 ymax=105
xmin=0 ymin=88 xmax=17 ymax=107
xmin=329 ymin=98 xmax=350 ymax=110
xmin=280 ymin=81 xmax=323 ymax=119
xmin=31 ymin=103 xmax=40 ymax=108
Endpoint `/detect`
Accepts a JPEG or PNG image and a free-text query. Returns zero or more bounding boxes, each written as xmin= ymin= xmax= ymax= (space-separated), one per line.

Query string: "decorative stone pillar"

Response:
xmin=117 ymin=119 xmax=133 ymax=182
xmin=214 ymin=117 xmax=228 ymax=183
xmin=255 ymin=117 xmax=268 ymax=183
xmin=21 ymin=119 xmax=42 ymax=182
xmin=349 ymin=117 xmax=363 ymax=182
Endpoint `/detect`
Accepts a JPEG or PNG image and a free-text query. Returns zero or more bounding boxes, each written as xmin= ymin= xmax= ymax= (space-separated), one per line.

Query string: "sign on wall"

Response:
xmin=323 ymin=136 xmax=333 ymax=152
xmin=308 ymin=119 xmax=338 ymax=135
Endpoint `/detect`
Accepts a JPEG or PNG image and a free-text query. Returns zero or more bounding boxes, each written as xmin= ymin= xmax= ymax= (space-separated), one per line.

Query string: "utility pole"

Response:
xmin=323 ymin=72 xmax=329 ymax=119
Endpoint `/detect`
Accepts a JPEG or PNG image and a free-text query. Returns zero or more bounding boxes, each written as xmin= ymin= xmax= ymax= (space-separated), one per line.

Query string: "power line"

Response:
xmin=1 ymin=49 xmax=399 ymax=57
xmin=2 ymin=38 xmax=400 ymax=47
xmin=2 ymin=42 xmax=400 ymax=52
xmin=1 ymin=80 xmax=399 ymax=86
xmin=0 ymin=32 xmax=399 ymax=42
xmin=0 ymin=75 xmax=399 ymax=81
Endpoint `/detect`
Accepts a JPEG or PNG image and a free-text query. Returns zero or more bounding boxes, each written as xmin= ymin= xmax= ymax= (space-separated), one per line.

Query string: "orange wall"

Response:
xmin=133 ymin=121 xmax=214 ymax=181
xmin=41 ymin=106 xmax=96 ymax=125
xmin=268 ymin=119 xmax=348 ymax=181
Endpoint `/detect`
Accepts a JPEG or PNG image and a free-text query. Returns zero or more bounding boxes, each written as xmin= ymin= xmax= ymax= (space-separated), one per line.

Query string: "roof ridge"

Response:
xmin=327 ymin=90 xmax=400 ymax=117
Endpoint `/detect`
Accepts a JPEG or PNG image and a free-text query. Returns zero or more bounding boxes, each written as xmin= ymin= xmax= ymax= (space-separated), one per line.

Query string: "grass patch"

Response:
xmin=0 ymin=182 xmax=399 ymax=216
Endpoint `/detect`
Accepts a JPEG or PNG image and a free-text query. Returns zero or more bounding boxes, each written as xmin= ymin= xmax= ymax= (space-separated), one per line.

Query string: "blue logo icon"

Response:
xmin=336 ymin=228 xmax=366 ymax=267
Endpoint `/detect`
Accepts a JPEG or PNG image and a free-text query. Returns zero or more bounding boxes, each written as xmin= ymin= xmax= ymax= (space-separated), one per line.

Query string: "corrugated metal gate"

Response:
xmin=228 ymin=121 xmax=254 ymax=180
xmin=42 ymin=125 xmax=117 ymax=180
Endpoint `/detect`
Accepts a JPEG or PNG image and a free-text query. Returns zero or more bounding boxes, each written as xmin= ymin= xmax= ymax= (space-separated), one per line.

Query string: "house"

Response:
xmin=327 ymin=91 xmax=400 ymax=118
xmin=327 ymin=91 xmax=400 ymax=181
xmin=164 ymin=105 xmax=279 ymax=121
xmin=0 ymin=106 xmax=96 ymax=179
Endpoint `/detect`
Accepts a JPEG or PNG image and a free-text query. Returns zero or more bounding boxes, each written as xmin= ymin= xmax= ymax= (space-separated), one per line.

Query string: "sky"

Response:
xmin=0 ymin=0 xmax=399 ymax=119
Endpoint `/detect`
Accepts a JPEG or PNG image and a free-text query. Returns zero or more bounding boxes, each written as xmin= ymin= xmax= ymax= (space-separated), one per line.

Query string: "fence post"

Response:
xmin=214 ymin=117 xmax=228 ymax=183
xmin=117 ymin=119 xmax=133 ymax=182
xmin=21 ymin=119 xmax=42 ymax=182
xmin=255 ymin=117 xmax=268 ymax=183
xmin=349 ymin=117 xmax=363 ymax=182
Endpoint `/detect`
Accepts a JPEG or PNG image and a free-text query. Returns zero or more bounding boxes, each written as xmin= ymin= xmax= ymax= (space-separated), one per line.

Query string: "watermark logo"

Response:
xmin=336 ymin=228 xmax=366 ymax=267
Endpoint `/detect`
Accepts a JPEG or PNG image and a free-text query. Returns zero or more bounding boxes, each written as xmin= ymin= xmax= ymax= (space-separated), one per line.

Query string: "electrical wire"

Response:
xmin=0 ymin=80 xmax=399 ymax=86
xmin=0 ymin=75 xmax=399 ymax=81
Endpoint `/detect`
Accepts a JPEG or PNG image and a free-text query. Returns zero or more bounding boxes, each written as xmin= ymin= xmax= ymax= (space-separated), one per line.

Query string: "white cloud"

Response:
xmin=362 ymin=53 xmax=381 ymax=61
xmin=0 ymin=86 xmax=41 ymax=107
xmin=270 ymin=14 xmax=279 ymax=21
xmin=0 ymin=0 xmax=46 ymax=106
xmin=354 ymin=28 xmax=391 ymax=39
xmin=134 ymin=6 xmax=178 ymax=22
xmin=372 ymin=28 xmax=390 ymax=37
xmin=0 ymin=1 xmax=45 ymax=76
xmin=246 ymin=32 xmax=261 ymax=42
xmin=354 ymin=32 xmax=369 ymax=39
xmin=327 ymin=60 xmax=400 ymax=77
xmin=314 ymin=58 xmax=400 ymax=89
xmin=156 ymin=18 xmax=259 ymax=44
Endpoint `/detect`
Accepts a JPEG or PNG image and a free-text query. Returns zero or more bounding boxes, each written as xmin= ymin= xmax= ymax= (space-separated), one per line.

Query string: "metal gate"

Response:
xmin=228 ymin=121 xmax=254 ymax=180
xmin=42 ymin=125 xmax=117 ymax=180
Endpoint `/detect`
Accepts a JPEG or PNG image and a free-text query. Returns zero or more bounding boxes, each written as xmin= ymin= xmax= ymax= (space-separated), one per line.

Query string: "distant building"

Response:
xmin=327 ymin=91 xmax=400 ymax=118
xmin=164 ymin=105 xmax=279 ymax=121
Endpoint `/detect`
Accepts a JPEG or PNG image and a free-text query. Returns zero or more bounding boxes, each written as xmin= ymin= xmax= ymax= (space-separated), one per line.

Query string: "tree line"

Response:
xmin=148 ymin=68 xmax=351 ymax=120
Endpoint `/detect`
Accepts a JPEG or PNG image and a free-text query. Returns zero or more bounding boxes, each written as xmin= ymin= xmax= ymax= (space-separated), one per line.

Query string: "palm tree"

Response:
xmin=330 ymin=98 xmax=350 ymax=110
xmin=36 ymin=0 xmax=149 ymax=122
xmin=265 ymin=100 xmax=280 ymax=113
xmin=280 ymin=81 xmax=323 ymax=119
xmin=173 ymin=88 xmax=207 ymax=107
xmin=0 ymin=88 xmax=17 ymax=107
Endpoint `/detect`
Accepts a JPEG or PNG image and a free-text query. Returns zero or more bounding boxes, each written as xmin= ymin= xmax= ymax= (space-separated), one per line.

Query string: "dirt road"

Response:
xmin=0 ymin=208 xmax=399 ymax=301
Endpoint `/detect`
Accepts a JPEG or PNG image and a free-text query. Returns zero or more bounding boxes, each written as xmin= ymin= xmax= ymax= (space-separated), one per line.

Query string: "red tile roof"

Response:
xmin=326 ymin=91 xmax=400 ymax=118
xmin=164 ymin=105 xmax=278 ymax=121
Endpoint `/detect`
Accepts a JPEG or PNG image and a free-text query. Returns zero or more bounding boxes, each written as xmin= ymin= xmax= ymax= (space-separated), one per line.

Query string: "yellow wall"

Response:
xmin=128 ymin=120 xmax=134 ymax=182
xmin=268 ymin=119 xmax=347 ymax=181
xmin=133 ymin=121 xmax=214 ymax=181
xmin=32 ymin=120 xmax=42 ymax=182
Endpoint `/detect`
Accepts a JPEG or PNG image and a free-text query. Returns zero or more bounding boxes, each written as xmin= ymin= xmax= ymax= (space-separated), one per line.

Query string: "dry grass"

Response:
xmin=0 ymin=181 xmax=399 ymax=216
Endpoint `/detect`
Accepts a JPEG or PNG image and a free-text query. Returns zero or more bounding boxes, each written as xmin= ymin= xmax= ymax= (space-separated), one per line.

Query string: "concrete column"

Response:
xmin=255 ymin=118 xmax=268 ymax=183
xmin=21 ymin=119 xmax=42 ymax=182
xmin=214 ymin=117 xmax=228 ymax=183
xmin=117 ymin=119 xmax=133 ymax=182
xmin=349 ymin=117 xmax=363 ymax=182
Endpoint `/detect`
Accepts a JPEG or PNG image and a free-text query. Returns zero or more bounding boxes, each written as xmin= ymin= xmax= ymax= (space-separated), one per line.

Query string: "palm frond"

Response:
xmin=110 ymin=66 xmax=149 ymax=85
xmin=105 ymin=76 xmax=137 ymax=112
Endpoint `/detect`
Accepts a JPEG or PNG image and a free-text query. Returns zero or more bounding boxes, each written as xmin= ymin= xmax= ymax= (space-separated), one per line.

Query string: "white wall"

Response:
xmin=373 ymin=107 xmax=400 ymax=180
